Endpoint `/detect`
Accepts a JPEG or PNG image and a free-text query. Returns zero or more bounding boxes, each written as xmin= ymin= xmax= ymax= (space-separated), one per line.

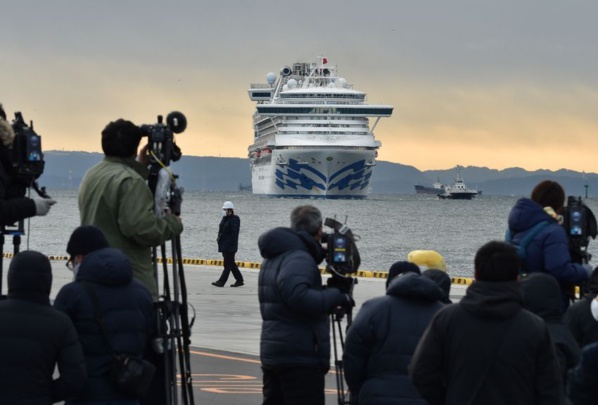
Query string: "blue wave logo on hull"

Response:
xmin=274 ymin=159 xmax=370 ymax=192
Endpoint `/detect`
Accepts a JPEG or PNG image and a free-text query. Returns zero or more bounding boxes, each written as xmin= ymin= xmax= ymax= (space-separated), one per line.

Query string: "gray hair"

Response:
xmin=290 ymin=205 xmax=322 ymax=236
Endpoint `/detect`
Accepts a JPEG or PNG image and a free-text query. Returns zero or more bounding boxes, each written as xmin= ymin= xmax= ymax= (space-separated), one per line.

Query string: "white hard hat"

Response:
xmin=222 ymin=201 xmax=234 ymax=209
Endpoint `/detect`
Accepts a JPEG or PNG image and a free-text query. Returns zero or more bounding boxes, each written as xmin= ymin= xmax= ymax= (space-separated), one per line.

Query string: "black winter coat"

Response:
xmin=343 ymin=273 xmax=444 ymax=405
xmin=563 ymin=292 xmax=598 ymax=348
xmin=410 ymin=281 xmax=564 ymax=405
xmin=567 ymin=341 xmax=598 ymax=405
xmin=258 ymin=227 xmax=345 ymax=371
xmin=0 ymin=142 xmax=36 ymax=226
xmin=218 ymin=214 xmax=240 ymax=253
xmin=0 ymin=263 xmax=87 ymax=404
xmin=54 ymin=247 xmax=154 ymax=401
xmin=521 ymin=273 xmax=581 ymax=385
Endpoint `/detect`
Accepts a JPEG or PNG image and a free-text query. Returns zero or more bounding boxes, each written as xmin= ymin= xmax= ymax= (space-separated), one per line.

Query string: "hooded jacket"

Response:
xmin=344 ymin=273 xmax=444 ymax=405
xmin=54 ymin=247 xmax=153 ymax=400
xmin=78 ymin=156 xmax=183 ymax=298
xmin=0 ymin=251 xmax=87 ymax=404
xmin=563 ymin=291 xmax=598 ymax=347
xmin=258 ymin=227 xmax=345 ymax=371
xmin=521 ymin=272 xmax=581 ymax=385
xmin=409 ymin=281 xmax=563 ymax=405
xmin=508 ymin=198 xmax=588 ymax=308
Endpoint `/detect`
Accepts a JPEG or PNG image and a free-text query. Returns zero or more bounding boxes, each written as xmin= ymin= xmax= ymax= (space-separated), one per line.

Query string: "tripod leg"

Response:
xmin=171 ymin=236 xmax=195 ymax=404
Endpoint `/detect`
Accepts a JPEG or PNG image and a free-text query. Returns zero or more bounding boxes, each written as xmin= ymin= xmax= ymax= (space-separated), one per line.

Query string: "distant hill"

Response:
xmin=40 ymin=151 xmax=597 ymax=197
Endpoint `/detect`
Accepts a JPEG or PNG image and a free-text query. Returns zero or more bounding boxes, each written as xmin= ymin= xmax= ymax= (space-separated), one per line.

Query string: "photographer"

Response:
xmin=507 ymin=180 xmax=590 ymax=310
xmin=78 ymin=118 xmax=183 ymax=299
xmin=0 ymin=103 xmax=55 ymax=226
xmin=257 ymin=205 xmax=350 ymax=405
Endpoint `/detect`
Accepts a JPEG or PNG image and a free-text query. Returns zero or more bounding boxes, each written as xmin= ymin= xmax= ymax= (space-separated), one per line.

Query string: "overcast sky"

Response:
xmin=1 ymin=0 xmax=597 ymax=173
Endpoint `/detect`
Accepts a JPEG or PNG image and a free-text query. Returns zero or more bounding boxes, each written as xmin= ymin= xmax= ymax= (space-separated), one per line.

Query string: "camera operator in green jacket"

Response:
xmin=78 ymin=119 xmax=183 ymax=299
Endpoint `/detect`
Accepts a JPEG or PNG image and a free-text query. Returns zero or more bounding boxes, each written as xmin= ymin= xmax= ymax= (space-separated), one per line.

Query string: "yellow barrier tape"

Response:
xmin=2 ymin=252 xmax=481 ymax=285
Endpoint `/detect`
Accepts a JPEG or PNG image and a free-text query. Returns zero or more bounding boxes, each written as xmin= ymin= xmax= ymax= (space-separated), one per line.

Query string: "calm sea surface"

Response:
xmin=9 ymin=190 xmax=598 ymax=278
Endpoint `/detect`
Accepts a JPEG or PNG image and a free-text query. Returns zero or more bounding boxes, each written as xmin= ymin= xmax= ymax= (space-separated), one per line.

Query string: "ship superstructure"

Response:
xmin=247 ymin=57 xmax=393 ymax=198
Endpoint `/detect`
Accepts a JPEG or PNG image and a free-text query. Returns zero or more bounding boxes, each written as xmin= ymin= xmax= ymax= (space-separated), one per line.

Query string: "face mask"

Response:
xmin=591 ymin=298 xmax=598 ymax=322
xmin=222 ymin=210 xmax=227 ymax=217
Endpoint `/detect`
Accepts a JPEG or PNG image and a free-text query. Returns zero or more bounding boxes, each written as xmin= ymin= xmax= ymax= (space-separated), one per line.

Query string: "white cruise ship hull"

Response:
xmin=251 ymin=148 xmax=376 ymax=199
xmin=248 ymin=58 xmax=393 ymax=199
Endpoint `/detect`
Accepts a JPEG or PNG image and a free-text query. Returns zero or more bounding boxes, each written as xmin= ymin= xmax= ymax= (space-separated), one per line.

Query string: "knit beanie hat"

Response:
xmin=8 ymin=250 xmax=52 ymax=298
xmin=386 ymin=261 xmax=421 ymax=289
xmin=66 ymin=225 xmax=109 ymax=257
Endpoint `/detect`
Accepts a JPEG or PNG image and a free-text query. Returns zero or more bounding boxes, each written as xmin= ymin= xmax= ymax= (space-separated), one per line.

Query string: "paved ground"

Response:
xmin=3 ymin=259 xmax=467 ymax=404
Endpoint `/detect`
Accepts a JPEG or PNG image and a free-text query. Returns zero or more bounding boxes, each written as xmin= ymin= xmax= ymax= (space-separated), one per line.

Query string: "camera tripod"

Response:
xmin=328 ymin=271 xmax=358 ymax=405
xmin=1 ymin=182 xmax=49 ymax=295
xmin=149 ymin=166 xmax=195 ymax=405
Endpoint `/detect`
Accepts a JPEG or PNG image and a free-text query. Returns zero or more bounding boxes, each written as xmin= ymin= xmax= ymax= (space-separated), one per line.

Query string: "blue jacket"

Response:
xmin=343 ymin=273 xmax=444 ymax=405
xmin=258 ymin=227 xmax=345 ymax=371
xmin=54 ymin=247 xmax=154 ymax=400
xmin=508 ymin=198 xmax=588 ymax=307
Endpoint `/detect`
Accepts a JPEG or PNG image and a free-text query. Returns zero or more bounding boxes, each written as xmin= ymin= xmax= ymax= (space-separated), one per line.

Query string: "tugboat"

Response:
xmin=438 ymin=168 xmax=478 ymax=200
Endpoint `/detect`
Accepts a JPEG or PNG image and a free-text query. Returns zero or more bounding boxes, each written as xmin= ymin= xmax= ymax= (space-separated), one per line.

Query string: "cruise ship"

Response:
xmin=247 ymin=57 xmax=393 ymax=199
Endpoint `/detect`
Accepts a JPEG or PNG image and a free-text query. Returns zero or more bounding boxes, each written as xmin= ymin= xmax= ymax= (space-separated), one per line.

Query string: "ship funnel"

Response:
xmin=281 ymin=66 xmax=292 ymax=76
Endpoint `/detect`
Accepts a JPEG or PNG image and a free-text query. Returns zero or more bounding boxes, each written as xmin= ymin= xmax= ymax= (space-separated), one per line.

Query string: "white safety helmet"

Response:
xmin=222 ymin=201 xmax=234 ymax=210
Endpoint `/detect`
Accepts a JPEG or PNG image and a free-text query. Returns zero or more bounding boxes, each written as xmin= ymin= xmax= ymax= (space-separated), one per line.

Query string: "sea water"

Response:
xmin=6 ymin=190 xmax=598 ymax=279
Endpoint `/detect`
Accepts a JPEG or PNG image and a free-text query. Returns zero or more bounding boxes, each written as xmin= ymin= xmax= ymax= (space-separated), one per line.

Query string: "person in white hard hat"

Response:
xmin=212 ymin=201 xmax=244 ymax=287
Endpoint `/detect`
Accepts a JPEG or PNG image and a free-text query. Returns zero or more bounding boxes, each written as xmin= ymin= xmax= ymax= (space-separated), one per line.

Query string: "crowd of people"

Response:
xmin=2 ymin=101 xmax=598 ymax=404
xmin=256 ymin=181 xmax=598 ymax=405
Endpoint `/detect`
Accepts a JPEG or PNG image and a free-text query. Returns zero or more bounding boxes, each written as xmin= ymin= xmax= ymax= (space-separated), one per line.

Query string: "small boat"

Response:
xmin=415 ymin=178 xmax=445 ymax=195
xmin=438 ymin=168 xmax=478 ymax=200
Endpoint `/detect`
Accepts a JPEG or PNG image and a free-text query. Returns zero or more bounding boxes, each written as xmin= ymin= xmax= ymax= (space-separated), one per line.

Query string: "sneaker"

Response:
xmin=211 ymin=281 xmax=224 ymax=287
xmin=230 ymin=281 xmax=244 ymax=287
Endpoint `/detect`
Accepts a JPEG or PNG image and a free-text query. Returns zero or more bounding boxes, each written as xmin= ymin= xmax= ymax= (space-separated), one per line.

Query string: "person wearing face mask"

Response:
xmin=54 ymin=225 xmax=153 ymax=404
xmin=212 ymin=201 xmax=244 ymax=287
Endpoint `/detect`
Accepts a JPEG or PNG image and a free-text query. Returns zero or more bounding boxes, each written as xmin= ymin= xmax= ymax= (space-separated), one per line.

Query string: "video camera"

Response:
xmin=325 ymin=217 xmax=360 ymax=275
xmin=140 ymin=111 xmax=186 ymax=215
xmin=140 ymin=111 xmax=186 ymax=168
xmin=562 ymin=196 xmax=597 ymax=264
xmin=324 ymin=217 xmax=361 ymax=295
xmin=9 ymin=112 xmax=45 ymax=189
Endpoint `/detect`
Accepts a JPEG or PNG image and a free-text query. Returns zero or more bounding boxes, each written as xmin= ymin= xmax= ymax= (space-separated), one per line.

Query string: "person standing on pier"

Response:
xmin=257 ymin=205 xmax=351 ymax=405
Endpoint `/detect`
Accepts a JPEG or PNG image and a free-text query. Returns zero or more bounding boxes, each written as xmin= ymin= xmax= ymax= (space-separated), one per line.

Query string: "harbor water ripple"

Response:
xmin=14 ymin=190 xmax=598 ymax=278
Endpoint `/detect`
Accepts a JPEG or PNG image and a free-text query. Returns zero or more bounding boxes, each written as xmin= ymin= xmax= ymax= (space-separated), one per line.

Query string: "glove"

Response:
xmin=332 ymin=294 xmax=355 ymax=318
xmin=33 ymin=198 xmax=57 ymax=216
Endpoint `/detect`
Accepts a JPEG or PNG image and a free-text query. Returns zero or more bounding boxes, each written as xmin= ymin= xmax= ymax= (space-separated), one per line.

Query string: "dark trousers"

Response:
xmin=262 ymin=366 xmax=325 ymax=405
xmin=217 ymin=251 xmax=243 ymax=283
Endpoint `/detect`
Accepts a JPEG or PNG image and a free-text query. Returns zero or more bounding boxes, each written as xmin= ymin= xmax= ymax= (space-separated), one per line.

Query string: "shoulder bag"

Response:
xmin=81 ymin=281 xmax=156 ymax=398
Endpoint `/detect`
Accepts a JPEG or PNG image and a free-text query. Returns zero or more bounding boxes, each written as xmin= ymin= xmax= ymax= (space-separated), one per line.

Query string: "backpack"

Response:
xmin=505 ymin=220 xmax=551 ymax=272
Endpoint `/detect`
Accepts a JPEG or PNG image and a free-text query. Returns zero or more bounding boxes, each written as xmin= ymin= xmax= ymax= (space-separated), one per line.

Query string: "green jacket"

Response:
xmin=78 ymin=157 xmax=183 ymax=298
